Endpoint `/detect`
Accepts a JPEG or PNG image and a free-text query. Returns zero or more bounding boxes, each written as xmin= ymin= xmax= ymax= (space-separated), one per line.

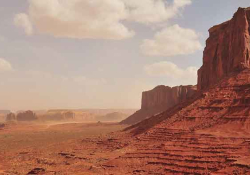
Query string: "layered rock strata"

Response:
xmin=121 ymin=85 xmax=197 ymax=124
xmin=198 ymin=7 xmax=250 ymax=90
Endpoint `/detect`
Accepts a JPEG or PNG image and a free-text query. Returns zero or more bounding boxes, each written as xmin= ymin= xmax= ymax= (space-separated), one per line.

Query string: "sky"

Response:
xmin=0 ymin=0 xmax=249 ymax=111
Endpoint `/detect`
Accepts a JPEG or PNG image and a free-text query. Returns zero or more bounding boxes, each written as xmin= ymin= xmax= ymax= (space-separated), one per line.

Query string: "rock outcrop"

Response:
xmin=96 ymin=112 xmax=128 ymax=122
xmin=198 ymin=7 xmax=250 ymax=91
xmin=16 ymin=110 xmax=37 ymax=121
xmin=142 ymin=85 xmax=197 ymax=110
xmin=116 ymin=69 xmax=250 ymax=174
xmin=6 ymin=113 xmax=16 ymax=121
xmin=121 ymin=85 xmax=197 ymax=124
xmin=41 ymin=111 xmax=75 ymax=121
xmin=107 ymin=8 xmax=250 ymax=174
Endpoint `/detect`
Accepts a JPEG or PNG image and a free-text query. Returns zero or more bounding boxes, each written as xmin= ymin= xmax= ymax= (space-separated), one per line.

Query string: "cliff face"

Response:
xmin=198 ymin=7 xmax=250 ymax=91
xmin=141 ymin=85 xmax=197 ymax=109
xmin=108 ymin=7 xmax=250 ymax=175
xmin=121 ymin=85 xmax=197 ymax=124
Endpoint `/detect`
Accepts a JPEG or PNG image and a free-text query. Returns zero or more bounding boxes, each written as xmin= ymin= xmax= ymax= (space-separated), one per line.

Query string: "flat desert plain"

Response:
xmin=0 ymin=122 xmax=127 ymax=175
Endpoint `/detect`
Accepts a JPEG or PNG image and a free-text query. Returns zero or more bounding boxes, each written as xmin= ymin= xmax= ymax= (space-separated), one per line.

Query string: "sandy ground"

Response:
xmin=0 ymin=122 xmax=127 ymax=175
xmin=1 ymin=122 xmax=250 ymax=175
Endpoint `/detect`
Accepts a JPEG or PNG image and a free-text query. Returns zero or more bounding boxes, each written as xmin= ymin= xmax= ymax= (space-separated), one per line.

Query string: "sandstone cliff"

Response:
xmin=121 ymin=85 xmax=197 ymax=124
xmin=108 ymin=7 xmax=250 ymax=175
xmin=198 ymin=7 xmax=250 ymax=91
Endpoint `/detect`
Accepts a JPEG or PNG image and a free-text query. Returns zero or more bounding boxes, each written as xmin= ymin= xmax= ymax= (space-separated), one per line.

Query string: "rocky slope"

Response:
xmin=121 ymin=85 xmax=197 ymax=124
xmin=101 ymin=7 xmax=250 ymax=174
xmin=104 ymin=51 xmax=250 ymax=175
xmin=198 ymin=7 xmax=250 ymax=91
xmin=122 ymin=7 xmax=250 ymax=125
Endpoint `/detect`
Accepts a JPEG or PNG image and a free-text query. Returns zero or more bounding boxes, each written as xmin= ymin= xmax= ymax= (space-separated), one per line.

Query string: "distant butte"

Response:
xmin=121 ymin=85 xmax=197 ymax=125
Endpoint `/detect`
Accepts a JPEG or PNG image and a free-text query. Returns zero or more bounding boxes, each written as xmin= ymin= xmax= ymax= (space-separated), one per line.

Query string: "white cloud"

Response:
xmin=14 ymin=0 xmax=192 ymax=40
xmin=14 ymin=13 xmax=33 ymax=35
xmin=15 ymin=0 xmax=133 ymax=40
xmin=141 ymin=24 xmax=202 ymax=56
xmin=144 ymin=61 xmax=197 ymax=85
xmin=173 ymin=0 xmax=192 ymax=9
xmin=124 ymin=0 xmax=192 ymax=24
xmin=0 ymin=58 xmax=13 ymax=72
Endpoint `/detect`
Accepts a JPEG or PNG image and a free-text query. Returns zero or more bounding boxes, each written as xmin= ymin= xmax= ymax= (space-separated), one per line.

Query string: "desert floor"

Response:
xmin=0 ymin=122 xmax=127 ymax=175
xmin=1 ymin=122 xmax=250 ymax=175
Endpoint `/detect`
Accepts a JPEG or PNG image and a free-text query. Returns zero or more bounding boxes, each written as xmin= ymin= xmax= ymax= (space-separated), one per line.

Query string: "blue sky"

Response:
xmin=0 ymin=0 xmax=249 ymax=110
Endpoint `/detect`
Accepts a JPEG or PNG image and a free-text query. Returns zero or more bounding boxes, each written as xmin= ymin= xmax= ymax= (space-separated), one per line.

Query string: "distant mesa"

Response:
xmin=5 ymin=110 xmax=76 ymax=122
xmin=42 ymin=109 xmax=136 ymax=122
xmin=6 ymin=113 xmax=16 ymax=121
xmin=121 ymin=85 xmax=197 ymax=125
xmin=40 ymin=111 xmax=75 ymax=121
xmin=6 ymin=110 xmax=38 ymax=122
xmin=96 ymin=112 xmax=128 ymax=122
xmin=16 ymin=110 xmax=38 ymax=121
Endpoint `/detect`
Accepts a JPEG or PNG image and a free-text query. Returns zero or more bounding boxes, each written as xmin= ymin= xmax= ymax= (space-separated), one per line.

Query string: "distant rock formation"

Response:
xmin=141 ymin=85 xmax=197 ymax=110
xmin=6 ymin=113 xmax=16 ymax=121
xmin=63 ymin=111 xmax=75 ymax=120
xmin=121 ymin=85 xmax=197 ymax=124
xmin=198 ymin=7 xmax=250 ymax=91
xmin=41 ymin=111 xmax=75 ymax=121
xmin=16 ymin=110 xmax=37 ymax=121
xmin=97 ymin=112 xmax=128 ymax=122
xmin=41 ymin=113 xmax=64 ymax=121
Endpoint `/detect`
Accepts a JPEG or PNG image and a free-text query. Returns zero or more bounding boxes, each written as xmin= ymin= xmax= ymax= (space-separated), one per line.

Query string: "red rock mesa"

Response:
xmin=198 ymin=7 xmax=250 ymax=90
xmin=121 ymin=85 xmax=197 ymax=124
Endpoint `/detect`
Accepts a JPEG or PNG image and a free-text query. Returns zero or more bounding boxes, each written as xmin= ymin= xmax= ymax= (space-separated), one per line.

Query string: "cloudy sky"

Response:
xmin=0 ymin=0 xmax=249 ymax=110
